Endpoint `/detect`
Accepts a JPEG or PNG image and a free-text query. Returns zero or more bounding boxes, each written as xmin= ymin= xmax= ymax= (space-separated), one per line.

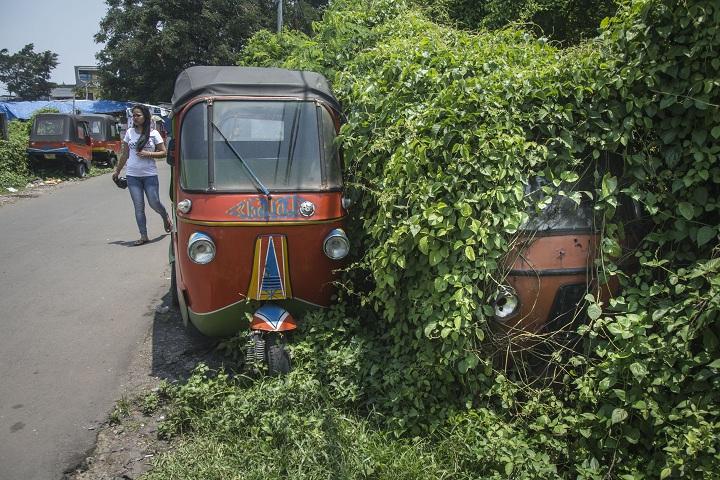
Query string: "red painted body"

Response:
xmin=91 ymin=138 xmax=122 ymax=159
xmin=504 ymin=232 xmax=598 ymax=334
xmin=28 ymin=140 xmax=92 ymax=161
xmin=175 ymin=191 xmax=345 ymax=313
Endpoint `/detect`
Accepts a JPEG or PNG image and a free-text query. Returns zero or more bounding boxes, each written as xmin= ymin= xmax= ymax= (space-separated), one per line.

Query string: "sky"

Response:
xmin=0 ymin=0 xmax=109 ymax=95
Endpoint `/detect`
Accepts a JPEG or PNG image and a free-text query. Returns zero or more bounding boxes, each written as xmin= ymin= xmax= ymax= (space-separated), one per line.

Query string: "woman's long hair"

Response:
xmin=132 ymin=104 xmax=152 ymax=152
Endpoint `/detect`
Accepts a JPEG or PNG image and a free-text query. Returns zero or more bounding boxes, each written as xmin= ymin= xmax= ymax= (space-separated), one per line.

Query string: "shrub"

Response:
xmin=0 ymin=120 xmax=31 ymax=189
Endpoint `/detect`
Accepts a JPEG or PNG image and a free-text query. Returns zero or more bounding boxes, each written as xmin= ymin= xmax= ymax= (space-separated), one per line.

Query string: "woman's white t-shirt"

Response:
xmin=123 ymin=128 xmax=164 ymax=177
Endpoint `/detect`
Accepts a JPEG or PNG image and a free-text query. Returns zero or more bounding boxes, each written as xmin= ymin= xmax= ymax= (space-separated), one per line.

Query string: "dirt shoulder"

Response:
xmin=63 ymin=304 xmax=229 ymax=480
xmin=0 ymin=176 xmax=89 ymax=208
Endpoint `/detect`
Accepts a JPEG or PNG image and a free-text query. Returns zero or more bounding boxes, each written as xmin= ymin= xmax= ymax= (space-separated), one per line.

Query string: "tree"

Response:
xmin=95 ymin=0 xmax=328 ymax=103
xmin=0 ymin=44 xmax=59 ymax=99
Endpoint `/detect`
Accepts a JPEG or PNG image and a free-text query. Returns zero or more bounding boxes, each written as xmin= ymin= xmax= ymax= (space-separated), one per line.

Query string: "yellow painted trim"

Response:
xmin=178 ymin=217 xmax=344 ymax=227
xmin=247 ymin=236 xmax=292 ymax=301
xmin=281 ymin=237 xmax=293 ymax=298
xmin=248 ymin=237 xmax=262 ymax=299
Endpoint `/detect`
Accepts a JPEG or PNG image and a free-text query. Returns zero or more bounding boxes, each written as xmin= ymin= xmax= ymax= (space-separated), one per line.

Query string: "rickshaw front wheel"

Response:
xmin=75 ymin=162 xmax=87 ymax=178
xmin=266 ymin=333 xmax=291 ymax=375
xmin=170 ymin=261 xmax=179 ymax=307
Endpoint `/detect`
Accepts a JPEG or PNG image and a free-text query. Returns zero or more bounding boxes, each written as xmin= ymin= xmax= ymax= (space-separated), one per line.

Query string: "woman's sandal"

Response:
xmin=163 ymin=215 xmax=173 ymax=233
xmin=134 ymin=237 xmax=149 ymax=246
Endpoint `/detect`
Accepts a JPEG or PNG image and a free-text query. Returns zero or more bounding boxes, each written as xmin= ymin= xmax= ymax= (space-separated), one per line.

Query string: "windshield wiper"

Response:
xmin=284 ymin=103 xmax=302 ymax=184
xmin=211 ymin=122 xmax=270 ymax=197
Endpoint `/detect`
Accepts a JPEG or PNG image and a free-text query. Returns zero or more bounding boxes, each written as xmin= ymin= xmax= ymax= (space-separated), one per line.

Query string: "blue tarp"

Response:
xmin=0 ymin=100 xmax=136 ymax=121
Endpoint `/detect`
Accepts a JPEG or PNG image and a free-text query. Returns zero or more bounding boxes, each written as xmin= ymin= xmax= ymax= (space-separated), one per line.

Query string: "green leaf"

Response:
xmin=711 ymin=125 xmax=720 ymax=139
xmin=465 ymin=245 xmax=476 ymax=261
xmin=696 ymin=226 xmax=716 ymax=247
xmin=659 ymin=95 xmax=675 ymax=109
xmin=424 ymin=321 xmax=437 ymax=337
xmin=611 ymin=408 xmax=628 ymax=425
xmin=629 ymin=362 xmax=648 ymax=381
xmin=678 ymin=202 xmax=694 ymax=220
xmin=708 ymin=359 xmax=720 ymax=369
xmin=601 ymin=174 xmax=617 ymax=198
xmin=660 ymin=468 xmax=672 ymax=479
xmin=429 ymin=249 xmax=444 ymax=266
xmin=692 ymin=129 xmax=708 ymax=146
xmin=418 ymin=237 xmax=429 ymax=255
xmin=587 ymin=303 xmax=602 ymax=320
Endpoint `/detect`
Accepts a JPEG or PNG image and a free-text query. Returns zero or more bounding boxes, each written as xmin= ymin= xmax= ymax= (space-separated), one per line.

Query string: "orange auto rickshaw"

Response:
xmin=79 ymin=114 xmax=122 ymax=167
xmin=167 ymin=66 xmax=348 ymax=373
xmin=27 ymin=113 xmax=93 ymax=177
xmin=492 ymin=176 xmax=643 ymax=354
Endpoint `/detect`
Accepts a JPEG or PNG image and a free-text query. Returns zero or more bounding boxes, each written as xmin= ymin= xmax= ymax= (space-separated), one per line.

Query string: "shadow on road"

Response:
xmin=149 ymin=290 xmax=232 ymax=383
xmin=107 ymin=234 xmax=169 ymax=248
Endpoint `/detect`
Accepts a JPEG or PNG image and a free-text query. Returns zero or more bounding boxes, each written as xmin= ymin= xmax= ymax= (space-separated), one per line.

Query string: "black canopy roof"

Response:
xmin=171 ymin=66 xmax=341 ymax=112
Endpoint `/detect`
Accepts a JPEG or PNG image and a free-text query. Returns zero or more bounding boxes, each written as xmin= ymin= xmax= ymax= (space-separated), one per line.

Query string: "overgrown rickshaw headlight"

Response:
xmin=493 ymin=286 xmax=520 ymax=320
xmin=188 ymin=232 xmax=216 ymax=264
xmin=323 ymin=228 xmax=350 ymax=260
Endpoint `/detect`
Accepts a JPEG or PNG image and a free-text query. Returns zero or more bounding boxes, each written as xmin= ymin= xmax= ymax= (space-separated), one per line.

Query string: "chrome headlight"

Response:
xmin=323 ymin=228 xmax=350 ymax=260
xmin=187 ymin=232 xmax=216 ymax=264
xmin=493 ymin=286 xmax=520 ymax=320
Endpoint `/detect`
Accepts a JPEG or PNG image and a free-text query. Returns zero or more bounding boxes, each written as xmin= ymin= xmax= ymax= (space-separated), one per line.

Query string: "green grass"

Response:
xmin=140 ymin=356 xmax=562 ymax=480
xmin=143 ymin=370 xmax=461 ymax=480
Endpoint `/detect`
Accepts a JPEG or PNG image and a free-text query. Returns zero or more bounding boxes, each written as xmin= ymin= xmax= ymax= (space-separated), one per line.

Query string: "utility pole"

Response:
xmin=277 ymin=0 xmax=283 ymax=33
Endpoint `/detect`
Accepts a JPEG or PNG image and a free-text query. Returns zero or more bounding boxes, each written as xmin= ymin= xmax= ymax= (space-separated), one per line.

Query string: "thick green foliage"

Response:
xmin=243 ymin=0 xmax=603 ymax=431
xmin=0 ymin=120 xmax=31 ymax=188
xmin=425 ymin=0 xmax=618 ymax=44
xmin=150 ymin=0 xmax=719 ymax=478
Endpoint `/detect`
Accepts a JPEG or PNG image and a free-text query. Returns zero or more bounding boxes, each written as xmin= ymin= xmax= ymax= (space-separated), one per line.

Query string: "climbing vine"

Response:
xmin=228 ymin=0 xmax=720 ymax=477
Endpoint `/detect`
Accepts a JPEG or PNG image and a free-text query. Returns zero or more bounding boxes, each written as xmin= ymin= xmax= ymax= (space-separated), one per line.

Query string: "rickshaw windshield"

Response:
xmin=87 ymin=120 xmax=105 ymax=140
xmin=32 ymin=116 xmax=68 ymax=140
xmin=180 ymin=100 xmax=341 ymax=192
xmin=521 ymin=176 xmax=596 ymax=232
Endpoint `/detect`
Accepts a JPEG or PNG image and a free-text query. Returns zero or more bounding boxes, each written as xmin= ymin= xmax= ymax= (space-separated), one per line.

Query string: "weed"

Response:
xmin=108 ymin=396 xmax=131 ymax=425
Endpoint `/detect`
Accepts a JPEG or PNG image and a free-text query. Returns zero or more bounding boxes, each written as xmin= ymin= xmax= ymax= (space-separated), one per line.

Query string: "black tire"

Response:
xmin=109 ymin=155 xmax=117 ymax=168
xmin=170 ymin=262 xmax=179 ymax=307
xmin=265 ymin=334 xmax=291 ymax=375
xmin=75 ymin=162 xmax=87 ymax=178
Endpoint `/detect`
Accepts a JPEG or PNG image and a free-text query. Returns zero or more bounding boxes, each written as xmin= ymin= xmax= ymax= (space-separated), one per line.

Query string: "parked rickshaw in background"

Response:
xmin=27 ymin=113 xmax=93 ymax=177
xmin=492 ymin=175 xmax=644 ymax=370
xmin=167 ymin=66 xmax=348 ymax=373
xmin=151 ymin=115 xmax=168 ymax=143
xmin=79 ymin=114 xmax=122 ymax=167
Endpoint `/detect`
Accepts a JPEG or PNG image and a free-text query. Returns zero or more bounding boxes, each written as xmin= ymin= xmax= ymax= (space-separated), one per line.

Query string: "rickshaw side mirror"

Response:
xmin=166 ymin=138 xmax=176 ymax=166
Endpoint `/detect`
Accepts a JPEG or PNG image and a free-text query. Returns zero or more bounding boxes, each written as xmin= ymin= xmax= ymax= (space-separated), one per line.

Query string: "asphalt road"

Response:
xmin=0 ymin=162 xmax=173 ymax=480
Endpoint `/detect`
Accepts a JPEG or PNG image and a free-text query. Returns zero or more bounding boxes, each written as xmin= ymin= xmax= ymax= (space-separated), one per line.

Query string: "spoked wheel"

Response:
xmin=109 ymin=155 xmax=118 ymax=168
xmin=246 ymin=331 xmax=291 ymax=375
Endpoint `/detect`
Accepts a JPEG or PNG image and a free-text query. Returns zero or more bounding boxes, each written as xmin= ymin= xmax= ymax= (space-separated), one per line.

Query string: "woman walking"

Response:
xmin=112 ymin=104 xmax=172 ymax=246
